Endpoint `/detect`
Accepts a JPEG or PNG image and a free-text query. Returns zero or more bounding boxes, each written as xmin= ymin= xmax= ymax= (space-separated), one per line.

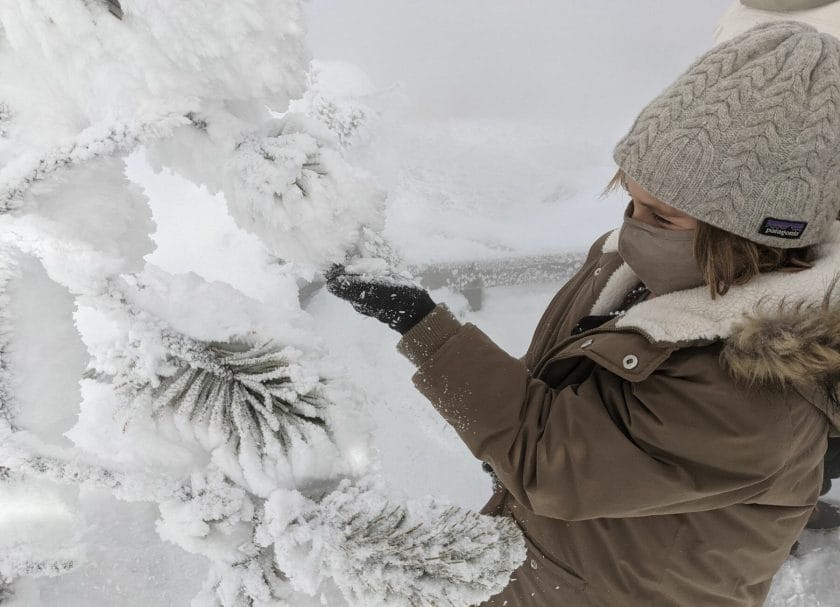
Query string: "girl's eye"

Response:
xmin=653 ymin=213 xmax=672 ymax=225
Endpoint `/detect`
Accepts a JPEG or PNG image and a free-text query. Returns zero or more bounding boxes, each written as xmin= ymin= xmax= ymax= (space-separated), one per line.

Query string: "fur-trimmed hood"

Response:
xmin=592 ymin=222 xmax=840 ymax=433
xmin=721 ymin=295 xmax=840 ymax=433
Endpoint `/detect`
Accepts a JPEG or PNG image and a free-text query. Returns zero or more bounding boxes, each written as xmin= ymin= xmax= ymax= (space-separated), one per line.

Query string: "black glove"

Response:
xmin=325 ymin=264 xmax=436 ymax=334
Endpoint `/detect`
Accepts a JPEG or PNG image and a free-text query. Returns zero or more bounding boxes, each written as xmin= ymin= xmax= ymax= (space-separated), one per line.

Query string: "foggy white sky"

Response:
xmin=304 ymin=0 xmax=735 ymax=158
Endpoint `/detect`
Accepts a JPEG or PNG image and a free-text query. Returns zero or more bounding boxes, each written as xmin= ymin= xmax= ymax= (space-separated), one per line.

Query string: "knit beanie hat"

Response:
xmin=613 ymin=20 xmax=840 ymax=248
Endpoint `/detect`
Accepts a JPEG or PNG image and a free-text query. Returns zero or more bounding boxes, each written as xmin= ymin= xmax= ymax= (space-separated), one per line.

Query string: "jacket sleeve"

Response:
xmin=397 ymin=306 xmax=793 ymax=520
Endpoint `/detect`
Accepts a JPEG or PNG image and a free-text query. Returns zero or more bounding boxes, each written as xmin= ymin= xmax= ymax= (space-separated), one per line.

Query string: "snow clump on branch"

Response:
xmin=224 ymin=113 xmax=388 ymax=270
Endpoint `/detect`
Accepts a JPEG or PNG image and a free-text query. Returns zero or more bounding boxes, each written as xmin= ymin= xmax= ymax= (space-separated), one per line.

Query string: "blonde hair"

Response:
xmin=601 ymin=168 xmax=815 ymax=299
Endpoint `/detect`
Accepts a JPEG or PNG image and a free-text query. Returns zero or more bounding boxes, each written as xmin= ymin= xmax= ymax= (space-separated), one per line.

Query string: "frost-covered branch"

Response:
xmin=160 ymin=469 xmax=526 ymax=607
xmin=158 ymin=466 xmax=298 ymax=606
xmin=307 ymin=96 xmax=368 ymax=147
xmin=0 ymin=438 xmax=180 ymax=503
xmin=150 ymin=334 xmax=330 ymax=456
xmin=195 ymin=553 xmax=295 ymax=607
xmin=287 ymin=61 xmax=381 ymax=148
xmin=70 ymin=274 xmax=338 ymax=495
xmin=224 ymin=113 xmax=387 ymax=269
xmin=157 ymin=465 xmax=256 ymax=561
xmin=80 ymin=283 xmax=334 ymax=467
xmin=0 ymin=550 xmax=79 ymax=587
xmin=0 ymin=112 xmax=190 ymax=211
xmin=259 ymin=479 xmax=526 ymax=607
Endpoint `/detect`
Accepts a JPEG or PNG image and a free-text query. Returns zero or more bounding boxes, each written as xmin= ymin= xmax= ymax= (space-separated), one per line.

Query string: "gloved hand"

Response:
xmin=325 ymin=264 xmax=436 ymax=334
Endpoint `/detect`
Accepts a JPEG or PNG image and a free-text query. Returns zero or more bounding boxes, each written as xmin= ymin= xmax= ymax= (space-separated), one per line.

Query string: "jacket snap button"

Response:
xmin=622 ymin=355 xmax=639 ymax=370
xmin=580 ymin=338 xmax=594 ymax=349
xmin=594 ymin=267 xmax=602 ymax=276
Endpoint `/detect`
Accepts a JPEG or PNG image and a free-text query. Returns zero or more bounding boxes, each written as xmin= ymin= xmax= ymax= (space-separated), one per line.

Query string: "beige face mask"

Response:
xmin=617 ymin=202 xmax=706 ymax=296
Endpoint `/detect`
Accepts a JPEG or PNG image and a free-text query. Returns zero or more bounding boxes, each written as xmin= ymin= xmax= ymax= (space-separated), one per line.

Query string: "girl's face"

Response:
xmin=625 ymin=175 xmax=699 ymax=231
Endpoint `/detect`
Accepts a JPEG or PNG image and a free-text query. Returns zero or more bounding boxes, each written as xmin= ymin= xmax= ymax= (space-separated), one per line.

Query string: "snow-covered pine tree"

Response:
xmin=0 ymin=1 xmax=525 ymax=604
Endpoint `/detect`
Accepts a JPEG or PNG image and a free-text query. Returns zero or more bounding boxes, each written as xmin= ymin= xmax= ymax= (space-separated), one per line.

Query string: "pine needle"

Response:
xmin=151 ymin=337 xmax=330 ymax=458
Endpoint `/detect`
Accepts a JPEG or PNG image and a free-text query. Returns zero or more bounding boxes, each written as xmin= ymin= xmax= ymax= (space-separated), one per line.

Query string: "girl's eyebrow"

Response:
xmin=633 ymin=198 xmax=663 ymax=211
xmin=634 ymin=197 xmax=681 ymax=216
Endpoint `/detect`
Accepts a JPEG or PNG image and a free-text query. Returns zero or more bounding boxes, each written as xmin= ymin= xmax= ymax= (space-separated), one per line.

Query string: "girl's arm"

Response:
xmin=398 ymin=307 xmax=793 ymax=520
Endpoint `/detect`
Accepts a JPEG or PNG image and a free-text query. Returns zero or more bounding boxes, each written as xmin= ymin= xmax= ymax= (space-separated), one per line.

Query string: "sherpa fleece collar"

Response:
xmin=590 ymin=221 xmax=840 ymax=345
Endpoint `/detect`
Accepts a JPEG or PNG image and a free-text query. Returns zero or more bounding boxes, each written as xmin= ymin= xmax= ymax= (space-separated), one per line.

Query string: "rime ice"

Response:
xmin=0 ymin=2 xmax=523 ymax=605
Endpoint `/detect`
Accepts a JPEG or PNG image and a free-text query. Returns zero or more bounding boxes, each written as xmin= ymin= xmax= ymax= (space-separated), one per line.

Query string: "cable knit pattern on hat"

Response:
xmin=613 ymin=21 xmax=840 ymax=248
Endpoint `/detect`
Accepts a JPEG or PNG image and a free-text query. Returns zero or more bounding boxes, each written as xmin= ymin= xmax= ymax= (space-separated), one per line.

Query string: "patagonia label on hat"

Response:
xmin=758 ymin=217 xmax=808 ymax=239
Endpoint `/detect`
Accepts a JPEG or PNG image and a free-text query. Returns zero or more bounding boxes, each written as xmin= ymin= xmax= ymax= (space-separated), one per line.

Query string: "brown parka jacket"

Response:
xmin=396 ymin=225 xmax=840 ymax=607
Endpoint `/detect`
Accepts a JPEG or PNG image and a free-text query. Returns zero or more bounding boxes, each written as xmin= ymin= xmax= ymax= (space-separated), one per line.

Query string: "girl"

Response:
xmin=328 ymin=20 xmax=840 ymax=606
